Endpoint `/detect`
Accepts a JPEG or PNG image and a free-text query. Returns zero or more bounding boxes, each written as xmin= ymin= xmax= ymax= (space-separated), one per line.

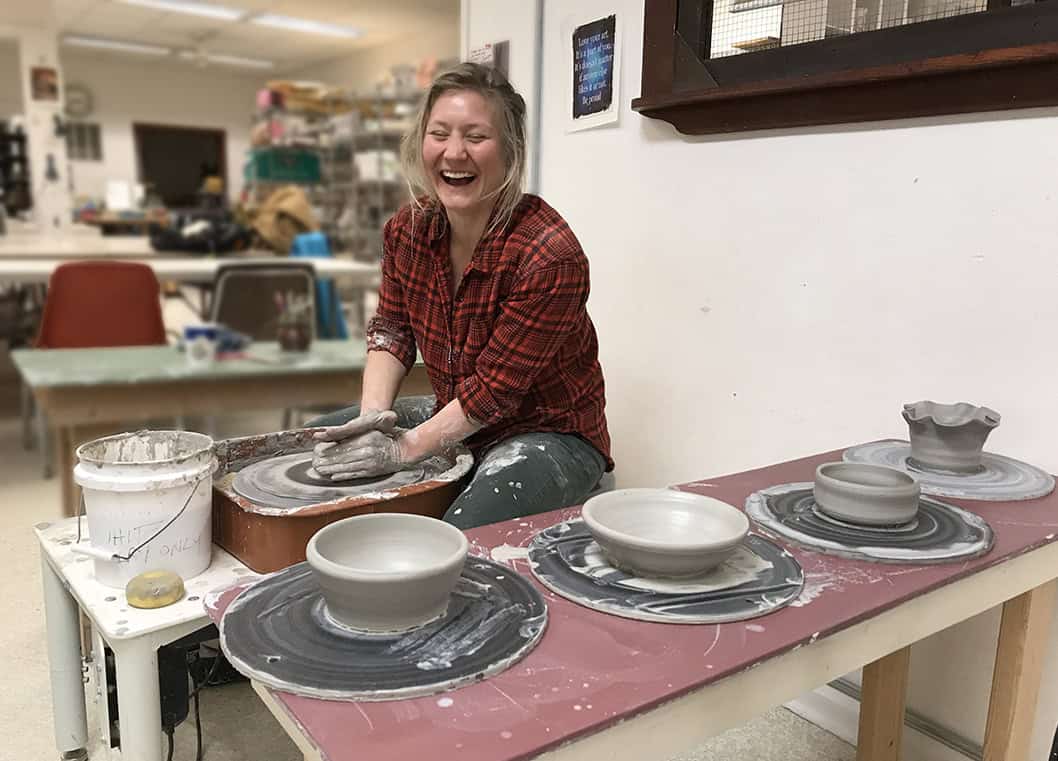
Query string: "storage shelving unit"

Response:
xmin=242 ymin=81 xmax=422 ymax=335
xmin=344 ymin=93 xmax=418 ymax=264
xmin=0 ymin=123 xmax=31 ymax=216
xmin=244 ymin=106 xmax=361 ymax=255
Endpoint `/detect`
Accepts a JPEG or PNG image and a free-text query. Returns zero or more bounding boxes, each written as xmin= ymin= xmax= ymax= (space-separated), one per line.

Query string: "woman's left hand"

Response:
xmin=312 ymin=429 xmax=407 ymax=480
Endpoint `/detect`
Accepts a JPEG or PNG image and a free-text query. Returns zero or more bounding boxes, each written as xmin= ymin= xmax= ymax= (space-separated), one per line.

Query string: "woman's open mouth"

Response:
xmin=440 ymin=170 xmax=476 ymax=187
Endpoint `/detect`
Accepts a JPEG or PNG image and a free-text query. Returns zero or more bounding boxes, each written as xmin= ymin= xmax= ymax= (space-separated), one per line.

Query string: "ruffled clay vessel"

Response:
xmin=902 ymin=401 xmax=1001 ymax=474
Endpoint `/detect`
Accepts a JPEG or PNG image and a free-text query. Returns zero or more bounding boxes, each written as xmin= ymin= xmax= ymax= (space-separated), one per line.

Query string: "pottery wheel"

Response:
xmin=232 ymin=452 xmax=429 ymax=510
xmin=745 ymin=483 xmax=993 ymax=564
xmin=843 ymin=440 xmax=1054 ymax=502
xmin=219 ymin=559 xmax=546 ymax=701
xmin=528 ymin=521 xmax=803 ymax=624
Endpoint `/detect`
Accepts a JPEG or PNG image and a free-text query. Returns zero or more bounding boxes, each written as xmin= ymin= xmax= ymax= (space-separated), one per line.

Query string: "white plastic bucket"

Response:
xmin=73 ymin=430 xmax=215 ymax=589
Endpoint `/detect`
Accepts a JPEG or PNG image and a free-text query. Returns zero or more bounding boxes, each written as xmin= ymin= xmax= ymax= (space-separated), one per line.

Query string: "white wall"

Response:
xmin=462 ymin=0 xmax=541 ymax=190
xmin=19 ymin=27 xmax=71 ymax=230
xmin=59 ymin=52 xmax=263 ymax=202
xmin=291 ymin=25 xmax=460 ymax=95
xmin=473 ymin=0 xmax=1058 ymax=758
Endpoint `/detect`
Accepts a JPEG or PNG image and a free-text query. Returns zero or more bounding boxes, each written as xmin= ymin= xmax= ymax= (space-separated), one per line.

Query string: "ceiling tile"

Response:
xmin=56 ymin=0 xmax=458 ymax=68
xmin=149 ymin=13 xmax=232 ymax=43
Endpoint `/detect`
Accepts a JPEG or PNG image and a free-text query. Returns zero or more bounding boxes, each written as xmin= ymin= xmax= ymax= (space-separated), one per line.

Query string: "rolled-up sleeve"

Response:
xmin=365 ymin=218 xmax=417 ymax=369
xmin=457 ymin=261 xmax=588 ymax=426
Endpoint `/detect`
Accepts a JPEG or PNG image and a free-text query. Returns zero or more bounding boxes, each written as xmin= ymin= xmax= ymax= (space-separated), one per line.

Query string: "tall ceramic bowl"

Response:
xmin=306 ymin=513 xmax=468 ymax=634
xmin=581 ymin=488 xmax=750 ymax=578
xmin=902 ymin=401 xmax=1000 ymax=474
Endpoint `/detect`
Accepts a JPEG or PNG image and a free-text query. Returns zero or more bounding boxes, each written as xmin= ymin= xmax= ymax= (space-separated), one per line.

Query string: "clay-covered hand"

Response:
xmin=312 ymin=429 xmax=407 ymax=480
xmin=312 ymin=409 xmax=398 ymax=443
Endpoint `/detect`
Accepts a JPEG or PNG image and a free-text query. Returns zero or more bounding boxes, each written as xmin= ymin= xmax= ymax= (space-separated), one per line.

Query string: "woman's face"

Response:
xmin=422 ymin=89 xmax=505 ymax=218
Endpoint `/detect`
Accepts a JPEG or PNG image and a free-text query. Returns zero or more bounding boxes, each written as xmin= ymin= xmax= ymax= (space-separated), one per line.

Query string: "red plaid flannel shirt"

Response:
xmin=366 ymin=194 xmax=612 ymax=467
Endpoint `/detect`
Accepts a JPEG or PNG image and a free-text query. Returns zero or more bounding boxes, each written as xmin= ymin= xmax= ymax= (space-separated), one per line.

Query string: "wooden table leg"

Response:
xmin=58 ymin=426 xmax=78 ymax=519
xmin=857 ymin=645 xmax=911 ymax=761
xmin=983 ymin=580 xmax=1057 ymax=761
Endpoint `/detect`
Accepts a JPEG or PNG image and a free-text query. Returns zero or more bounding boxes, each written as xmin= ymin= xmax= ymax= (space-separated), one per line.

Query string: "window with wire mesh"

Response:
xmin=709 ymin=0 xmax=1041 ymax=58
xmin=66 ymin=121 xmax=102 ymax=161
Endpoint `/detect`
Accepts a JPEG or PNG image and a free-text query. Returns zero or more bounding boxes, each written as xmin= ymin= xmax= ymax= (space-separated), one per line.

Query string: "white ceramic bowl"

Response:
xmin=581 ymin=488 xmax=750 ymax=578
xmin=306 ymin=513 xmax=469 ymax=634
xmin=813 ymin=462 xmax=920 ymax=526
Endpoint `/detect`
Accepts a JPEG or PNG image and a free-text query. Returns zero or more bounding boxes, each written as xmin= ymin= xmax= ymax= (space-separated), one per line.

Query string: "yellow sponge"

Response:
xmin=125 ymin=570 xmax=185 ymax=609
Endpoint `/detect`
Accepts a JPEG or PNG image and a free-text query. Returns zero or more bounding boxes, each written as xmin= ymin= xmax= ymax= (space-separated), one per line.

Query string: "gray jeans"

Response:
xmin=307 ymin=396 xmax=607 ymax=529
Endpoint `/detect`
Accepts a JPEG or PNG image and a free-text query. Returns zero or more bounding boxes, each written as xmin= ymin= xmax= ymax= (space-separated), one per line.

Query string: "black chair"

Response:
xmin=209 ymin=261 xmax=316 ymax=340
xmin=208 ymin=261 xmax=319 ymax=430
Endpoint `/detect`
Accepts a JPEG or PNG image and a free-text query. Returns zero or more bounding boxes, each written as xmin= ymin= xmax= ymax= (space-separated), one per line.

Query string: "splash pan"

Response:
xmin=219 ymin=558 xmax=546 ymax=701
xmin=528 ymin=520 xmax=803 ymax=624
xmin=843 ymin=440 xmax=1053 ymax=502
xmin=745 ymin=482 xmax=993 ymax=564
xmin=212 ymin=429 xmax=473 ymax=572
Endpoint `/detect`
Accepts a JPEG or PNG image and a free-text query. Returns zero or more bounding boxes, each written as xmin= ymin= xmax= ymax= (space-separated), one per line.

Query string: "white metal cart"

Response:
xmin=37 ymin=518 xmax=256 ymax=761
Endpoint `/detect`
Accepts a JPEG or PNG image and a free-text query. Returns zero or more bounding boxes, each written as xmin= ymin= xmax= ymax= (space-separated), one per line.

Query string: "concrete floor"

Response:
xmin=0 ymin=410 xmax=855 ymax=761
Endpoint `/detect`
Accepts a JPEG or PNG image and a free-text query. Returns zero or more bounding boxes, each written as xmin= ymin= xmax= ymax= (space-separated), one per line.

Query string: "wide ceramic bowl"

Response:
xmin=813 ymin=462 xmax=920 ymax=526
xmin=581 ymin=488 xmax=750 ymax=578
xmin=306 ymin=513 xmax=468 ymax=634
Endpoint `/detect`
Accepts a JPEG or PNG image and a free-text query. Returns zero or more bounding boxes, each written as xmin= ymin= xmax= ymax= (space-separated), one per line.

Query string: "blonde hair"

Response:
xmin=400 ymin=62 xmax=527 ymax=236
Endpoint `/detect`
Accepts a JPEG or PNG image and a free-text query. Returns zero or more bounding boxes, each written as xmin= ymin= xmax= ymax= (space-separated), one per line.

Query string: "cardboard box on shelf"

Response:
xmin=266 ymin=80 xmax=353 ymax=115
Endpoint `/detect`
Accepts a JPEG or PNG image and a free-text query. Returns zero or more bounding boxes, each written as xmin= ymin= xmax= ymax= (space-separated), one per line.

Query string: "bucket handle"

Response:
xmin=76 ymin=473 xmax=208 ymax=563
xmin=69 ymin=543 xmax=122 ymax=562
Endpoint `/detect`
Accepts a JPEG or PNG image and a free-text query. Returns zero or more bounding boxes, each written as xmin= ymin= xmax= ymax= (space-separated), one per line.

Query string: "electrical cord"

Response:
xmin=159 ymin=642 xmax=224 ymax=761
xmin=187 ymin=643 xmax=224 ymax=761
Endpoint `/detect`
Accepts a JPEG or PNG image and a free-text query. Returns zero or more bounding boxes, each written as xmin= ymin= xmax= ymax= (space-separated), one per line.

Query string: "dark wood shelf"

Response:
xmin=633 ymin=0 xmax=1058 ymax=135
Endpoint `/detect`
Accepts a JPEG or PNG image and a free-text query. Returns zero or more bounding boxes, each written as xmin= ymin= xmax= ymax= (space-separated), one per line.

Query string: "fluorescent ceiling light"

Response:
xmin=63 ymin=35 xmax=171 ymax=55
xmin=116 ymin=0 xmax=245 ymax=21
xmin=178 ymin=50 xmax=274 ymax=68
xmin=250 ymin=13 xmax=360 ymax=38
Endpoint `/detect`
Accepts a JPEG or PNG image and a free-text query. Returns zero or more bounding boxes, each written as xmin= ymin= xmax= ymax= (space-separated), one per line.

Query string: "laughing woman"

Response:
xmin=310 ymin=62 xmax=611 ymax=529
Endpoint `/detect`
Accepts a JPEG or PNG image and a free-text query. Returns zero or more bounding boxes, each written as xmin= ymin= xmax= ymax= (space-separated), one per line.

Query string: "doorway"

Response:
xmin=133 ymin=123 xmax=226 ymax=208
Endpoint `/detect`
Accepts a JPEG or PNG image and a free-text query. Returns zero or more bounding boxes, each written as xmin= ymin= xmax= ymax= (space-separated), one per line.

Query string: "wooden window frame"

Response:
xmin=631 ymin=0 xmax=1058 ymax=134
xmin=66 ymin=121 xmax=103 ymax=162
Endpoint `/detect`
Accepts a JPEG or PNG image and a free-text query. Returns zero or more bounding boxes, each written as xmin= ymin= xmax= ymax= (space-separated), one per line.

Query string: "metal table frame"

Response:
xmin=223 ymin=445 xmax=1058 ymax=761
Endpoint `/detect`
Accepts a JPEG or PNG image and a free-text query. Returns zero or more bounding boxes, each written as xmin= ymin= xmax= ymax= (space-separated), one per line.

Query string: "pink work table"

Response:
xmin=207 ymin=444 xmax=1058 ymax=761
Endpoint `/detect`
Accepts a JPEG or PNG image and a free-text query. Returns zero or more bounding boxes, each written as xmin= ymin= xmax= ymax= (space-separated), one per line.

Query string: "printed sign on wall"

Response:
xmin=469 ymin=40 xmax=510 ymax=79
xmin=567 ymin=13 xmax=621 ymax=132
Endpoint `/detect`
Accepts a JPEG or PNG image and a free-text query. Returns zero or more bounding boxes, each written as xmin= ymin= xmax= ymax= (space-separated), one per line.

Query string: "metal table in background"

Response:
xmin=209 ymin=445 xmax=1058 ymax=761
xmin=0 ymin=248 xmax=380 ymax=328
xmin=0 ymin=255 xmax=379 ymax=286
xmin=0 ymin=233 xmax=157 ymax=259
xmin=12 ymin=340 xmax=433 ymax=518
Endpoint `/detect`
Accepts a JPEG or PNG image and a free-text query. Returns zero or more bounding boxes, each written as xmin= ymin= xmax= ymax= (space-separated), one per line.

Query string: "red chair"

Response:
xmin=36 ymin=260 xmax=167 ymax=349
xmin=26 ymin=261 xmax=167 ymax=477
